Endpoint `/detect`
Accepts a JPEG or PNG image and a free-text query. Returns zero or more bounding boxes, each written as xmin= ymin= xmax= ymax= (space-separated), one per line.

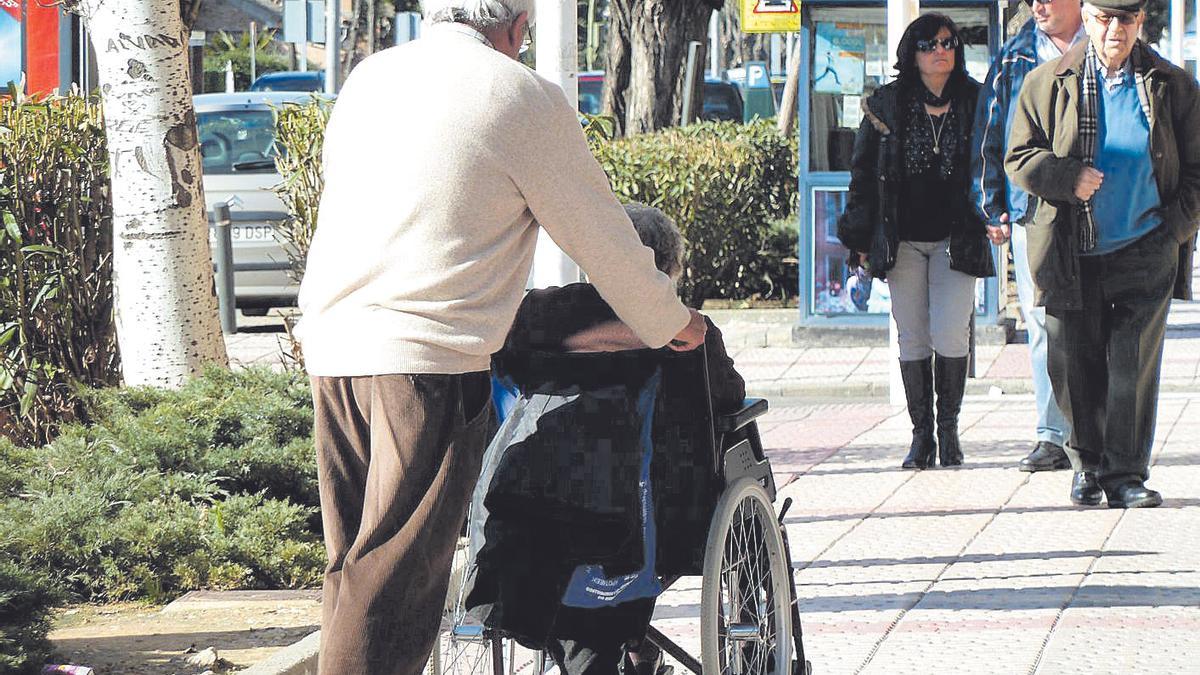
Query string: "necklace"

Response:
xmin=927 ymin=104 xmax=951 ymax=155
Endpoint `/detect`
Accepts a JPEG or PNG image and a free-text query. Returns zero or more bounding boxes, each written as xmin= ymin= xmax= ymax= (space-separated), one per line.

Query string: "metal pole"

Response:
xmin=225 ymin=59 xmax=235 ymax=92
xmin=887 ymin=0 xmax=919 ymax=82
xmin=325 ymin=0 xmax=341 ymax=94
xmin=531 ymin=0 xmax=582 ymax=287
xmin=770 ymin=34 xmax=783 ymax=76
xmin=249 ymin=21 xmax=257 ymax=83
xmin=1171 ymin=0 xmax=1186 ymax=67
xmin=888 ymin=0 xmax=919 ymax=405
xmin=212 ymin=204 xmax=237 ymax=335
xmin=709 ymin=10 xmax=720 ymax=79
xmin=681 ymin=41 xmax=702 ymax=124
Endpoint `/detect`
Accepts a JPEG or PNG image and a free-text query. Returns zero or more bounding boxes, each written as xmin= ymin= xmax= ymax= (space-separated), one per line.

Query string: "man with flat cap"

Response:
xmin=971 ymin=0 xmax=1086 ymax=476
xmin=1006 ymin=0 xmax=1200 ymax=508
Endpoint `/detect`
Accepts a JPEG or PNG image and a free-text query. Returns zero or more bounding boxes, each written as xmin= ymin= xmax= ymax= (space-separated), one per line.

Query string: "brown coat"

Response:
xmin=1005 ymin=41 xmax=1200 ymax=309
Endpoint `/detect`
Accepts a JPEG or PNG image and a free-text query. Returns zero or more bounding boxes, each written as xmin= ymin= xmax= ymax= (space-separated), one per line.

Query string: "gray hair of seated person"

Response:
xmin=624 ymin=203 xmax=685 ymax=281
xmin=422 ymin=0 xmax=535 ymax=30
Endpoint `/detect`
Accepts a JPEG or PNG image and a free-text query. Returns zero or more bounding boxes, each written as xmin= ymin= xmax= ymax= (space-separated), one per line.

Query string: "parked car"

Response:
xmin=195 ymin=91 xmax=327 ymax=314
xmin=249 ymin=71 xmax=325 ymax=93
xmin=576 ymin=71 xmax=744 ymax=123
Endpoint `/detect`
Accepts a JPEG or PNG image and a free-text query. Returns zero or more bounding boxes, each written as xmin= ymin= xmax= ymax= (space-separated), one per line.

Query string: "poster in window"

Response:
xmin=0 ymin=1 xmax=20 ymax=89
xmin=813 ymin=22 xmax=866 ymax=96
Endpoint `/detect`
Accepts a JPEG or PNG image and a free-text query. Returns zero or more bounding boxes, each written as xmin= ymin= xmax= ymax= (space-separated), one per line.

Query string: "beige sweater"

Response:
xmin=297 ymin=24 xmax=690 ymax=376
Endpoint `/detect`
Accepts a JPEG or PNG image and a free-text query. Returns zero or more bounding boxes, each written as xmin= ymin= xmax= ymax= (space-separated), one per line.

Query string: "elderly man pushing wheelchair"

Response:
xmin=295 ymin=1 xmax=708 ymax=673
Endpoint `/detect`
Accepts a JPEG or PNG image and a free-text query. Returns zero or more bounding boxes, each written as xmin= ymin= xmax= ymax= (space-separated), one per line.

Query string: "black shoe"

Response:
xmin=934 ymin=355 xmax=968 ymax=467
xmin=1105 ymin=481 xmax=1163 ymax=509
xmin=1069 ymin=471 xmax=1103 ymax=506
xmin=1019 ymin=441 xmax=1071 ymax=472
xmin=900 ymin=358 xmax=936 ymax=470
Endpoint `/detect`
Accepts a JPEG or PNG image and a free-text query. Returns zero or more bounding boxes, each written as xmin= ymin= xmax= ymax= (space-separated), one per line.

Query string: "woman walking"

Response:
xmin=837 ymin=14 xmax=994 ymax=469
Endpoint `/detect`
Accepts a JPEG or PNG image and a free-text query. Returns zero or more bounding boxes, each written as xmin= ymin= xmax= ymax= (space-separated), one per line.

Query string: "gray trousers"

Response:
xmin=311 ymin=372 xmax=492 ymax=675
xmin=1045 ymin=227 xmax=1178 ymax=489
xmin=887 ymin=239 xmax=977 ymax=360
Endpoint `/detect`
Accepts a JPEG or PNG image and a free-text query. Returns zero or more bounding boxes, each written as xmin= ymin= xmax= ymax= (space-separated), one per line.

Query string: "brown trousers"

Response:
xmin=311 ymin=372 xmax=491 ymax=675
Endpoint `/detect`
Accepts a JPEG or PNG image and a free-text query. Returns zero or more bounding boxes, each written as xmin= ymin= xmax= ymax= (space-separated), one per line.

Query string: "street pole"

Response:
xmin=887 ymin=0 xmax=918 ymax=405
xmin=709 ymin=10 xmax=719 ymax=79
xmin=1171 ymin=0 xmax=1185 ymax=67
xmin=325 ymin=0 xmax=340 ymax=94
xmin=531 ymin=0 xmax=582 ymax=288
xmin=249 ymin=21 xmax=257 ymax=83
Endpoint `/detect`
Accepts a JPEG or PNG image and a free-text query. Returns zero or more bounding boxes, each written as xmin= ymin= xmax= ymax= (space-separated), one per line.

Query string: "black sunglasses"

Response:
xmin=915 ymin=36 xmax=960 ymax=52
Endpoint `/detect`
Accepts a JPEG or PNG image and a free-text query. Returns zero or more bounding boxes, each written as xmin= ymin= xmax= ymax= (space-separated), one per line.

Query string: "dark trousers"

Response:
xmin=311 ymin=372 xmax=492 ymax=675
xmin=547 ymin=599 xmax=656 ymax=675
xmin=1045 ymin=228 xmax=1178 ymax=489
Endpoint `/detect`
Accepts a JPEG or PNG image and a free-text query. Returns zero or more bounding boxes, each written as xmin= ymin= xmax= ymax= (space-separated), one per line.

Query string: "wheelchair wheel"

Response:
xmin=700 ymin=478 xmax=793 ymax=675
xmin=428 ymin=537 xmax=553 ymax=675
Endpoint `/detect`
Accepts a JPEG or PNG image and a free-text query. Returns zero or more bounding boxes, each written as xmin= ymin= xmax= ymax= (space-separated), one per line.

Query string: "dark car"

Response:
xmin=249 ymin=71 xmax=325 ymax=93
xmin=577 ymin=71 xmax=744 ymax=123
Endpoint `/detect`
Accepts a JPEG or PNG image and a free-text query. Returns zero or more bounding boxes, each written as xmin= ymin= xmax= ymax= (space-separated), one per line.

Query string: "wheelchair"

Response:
xmin=429 ymin=345 xmax=811 ymax=675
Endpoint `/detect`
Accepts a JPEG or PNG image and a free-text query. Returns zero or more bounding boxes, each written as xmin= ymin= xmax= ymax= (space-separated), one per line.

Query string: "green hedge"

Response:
xmin=0 ymin=368 xmax=323 ymax=604
xmin=592 ymin=120 xmax=797 ymax=307
xmin=273 ymin=110 xmax=798 ymax=307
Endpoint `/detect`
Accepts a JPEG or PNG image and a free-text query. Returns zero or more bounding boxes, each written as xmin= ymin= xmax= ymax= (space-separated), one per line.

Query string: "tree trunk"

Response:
xmin=366 ymin=0 xmax=376 ymax=57
xmin=776 ymin=37 xmax=802 ymax=135
xmin=601 ymin=0 xmax=632 ymax=136
xmin=68 ymin=0 xmax=228 ymax=387
xmin=180 ymin=0 xmax=204 ymax=31
xmin=342 ymin=0 xmax=364 ymax=81
xmin=624 ymin=0 xmax=717 ymax=135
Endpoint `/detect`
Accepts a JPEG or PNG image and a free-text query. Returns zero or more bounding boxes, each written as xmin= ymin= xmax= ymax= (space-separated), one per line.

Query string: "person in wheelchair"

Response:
xmin=465 ymin=204 xmax=745 ymax=675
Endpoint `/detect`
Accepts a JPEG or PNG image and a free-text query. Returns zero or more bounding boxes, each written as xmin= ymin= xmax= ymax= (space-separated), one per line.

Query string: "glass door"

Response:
xmin=797 ymin=1 xmax=1000 ymax=324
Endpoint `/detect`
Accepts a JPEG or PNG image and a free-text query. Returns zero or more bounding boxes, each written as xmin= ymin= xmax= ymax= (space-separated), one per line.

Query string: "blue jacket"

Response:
xmin=970 ymin=20 xmax=1039 ymax=226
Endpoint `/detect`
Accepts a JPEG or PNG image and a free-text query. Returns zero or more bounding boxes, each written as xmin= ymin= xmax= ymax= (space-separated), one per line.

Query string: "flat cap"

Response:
xmin=1083 ymin=0 xmax=1146 ymax=13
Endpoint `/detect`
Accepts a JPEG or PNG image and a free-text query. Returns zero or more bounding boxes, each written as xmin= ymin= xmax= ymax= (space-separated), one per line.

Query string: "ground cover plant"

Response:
xmin=0 ymin=368 xmax=323 ymax=609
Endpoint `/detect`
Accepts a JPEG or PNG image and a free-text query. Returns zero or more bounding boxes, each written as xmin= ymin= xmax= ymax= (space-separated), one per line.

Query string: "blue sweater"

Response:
xmin=1087 ymin=69 xmax=1162 ymax=255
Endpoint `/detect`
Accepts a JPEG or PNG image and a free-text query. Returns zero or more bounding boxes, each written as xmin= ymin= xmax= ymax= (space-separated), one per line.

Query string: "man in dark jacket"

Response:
xmin=1006 ymin=0 xmax=1200 ymax=508
xmin=970 ymin=0 xmax=1085 ymax=473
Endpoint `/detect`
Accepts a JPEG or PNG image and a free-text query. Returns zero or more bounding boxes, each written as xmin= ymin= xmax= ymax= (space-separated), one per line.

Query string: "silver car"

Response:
xmin=196 ymin=92 xmax=324 ymax=314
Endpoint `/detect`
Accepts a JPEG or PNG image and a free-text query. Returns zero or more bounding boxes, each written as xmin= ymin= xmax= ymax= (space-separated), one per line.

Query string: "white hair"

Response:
xmin=422 ymin=0 xmax=535 ymax=29
xmin=624 ymin=203 xmax=685 ymax=281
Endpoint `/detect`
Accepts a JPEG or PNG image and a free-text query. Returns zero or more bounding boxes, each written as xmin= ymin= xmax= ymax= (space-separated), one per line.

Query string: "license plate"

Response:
xmin=231 ymin=225 xmax=274 ymax=242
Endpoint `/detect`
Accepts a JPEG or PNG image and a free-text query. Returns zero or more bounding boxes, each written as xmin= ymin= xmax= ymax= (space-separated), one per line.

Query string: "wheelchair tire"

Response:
xmin=700 ymin=477 xmax=793 ymax=675
xmin=428 ymin=537 xmax=552 ymax=675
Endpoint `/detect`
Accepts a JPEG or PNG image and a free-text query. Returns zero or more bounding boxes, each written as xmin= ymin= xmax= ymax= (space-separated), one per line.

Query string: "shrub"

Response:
xmin=592 ymin=119 xmax=798 ymax=307
xmin=0 ymin=558 xmax=56 ymax=675
xmin=272 ymin=97 xmax=332 ymax=281
xmin=0 ymin=90 xmax=118 ymax=447
xmin=0 ymin=368 xmax=323 ymax=602
xmin=202 ymin=30 xmax=296 ymax=92
xmin=272 ymin=111 xmax=798 ymax=308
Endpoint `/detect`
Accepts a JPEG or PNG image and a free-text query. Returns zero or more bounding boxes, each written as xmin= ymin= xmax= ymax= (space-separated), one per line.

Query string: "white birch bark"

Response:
xmin=69 ymin=0 xmax=228 ymax=387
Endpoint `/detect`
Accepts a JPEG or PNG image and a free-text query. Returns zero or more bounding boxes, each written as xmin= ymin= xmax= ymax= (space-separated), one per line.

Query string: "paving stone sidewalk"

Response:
xmin=648 ymin=395 xmax=1200 ymax=675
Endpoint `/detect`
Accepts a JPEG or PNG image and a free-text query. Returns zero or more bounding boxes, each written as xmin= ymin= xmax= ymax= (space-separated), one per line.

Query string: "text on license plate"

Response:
xmin=231 ymin=225 xmax=274 ymax=241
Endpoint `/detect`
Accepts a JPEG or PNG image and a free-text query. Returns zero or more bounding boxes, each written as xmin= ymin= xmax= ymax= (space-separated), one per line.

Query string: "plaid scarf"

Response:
xmin=1078 ymin=43 xmax=1153 ymax=253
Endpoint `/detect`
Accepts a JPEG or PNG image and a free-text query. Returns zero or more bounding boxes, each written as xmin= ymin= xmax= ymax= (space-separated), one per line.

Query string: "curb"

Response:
xmin=239 ymin=630 xmax=319 ymax=675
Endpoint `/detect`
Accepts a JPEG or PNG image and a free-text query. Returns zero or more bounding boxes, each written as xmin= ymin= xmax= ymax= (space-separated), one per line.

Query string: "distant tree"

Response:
xmin=181 ymin=0 xmax=204 ymax=30
xmin=602 ymin=0 xmax=723 ymax=135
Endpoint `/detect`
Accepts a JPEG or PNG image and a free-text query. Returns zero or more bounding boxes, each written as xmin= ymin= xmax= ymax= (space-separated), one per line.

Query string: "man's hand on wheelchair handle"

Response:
xmin=668 ymin=309 xmax=708 ymax=351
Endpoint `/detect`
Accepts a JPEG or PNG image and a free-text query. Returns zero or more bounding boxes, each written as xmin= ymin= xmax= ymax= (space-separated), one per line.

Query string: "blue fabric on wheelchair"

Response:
xmin=465 ymin=349 xmax=718 ymax=644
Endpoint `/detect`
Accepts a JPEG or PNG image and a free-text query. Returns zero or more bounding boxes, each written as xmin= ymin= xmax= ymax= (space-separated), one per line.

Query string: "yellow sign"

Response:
xmin=742 ymin=0 xmax=801 ymax=33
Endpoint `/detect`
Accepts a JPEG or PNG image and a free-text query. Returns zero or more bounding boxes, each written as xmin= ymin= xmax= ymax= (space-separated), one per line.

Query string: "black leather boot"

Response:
xmin=934 ymin=354 xmax=969 ymax=467
xmin=900 ymin=358 xmax=936 ymax=470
